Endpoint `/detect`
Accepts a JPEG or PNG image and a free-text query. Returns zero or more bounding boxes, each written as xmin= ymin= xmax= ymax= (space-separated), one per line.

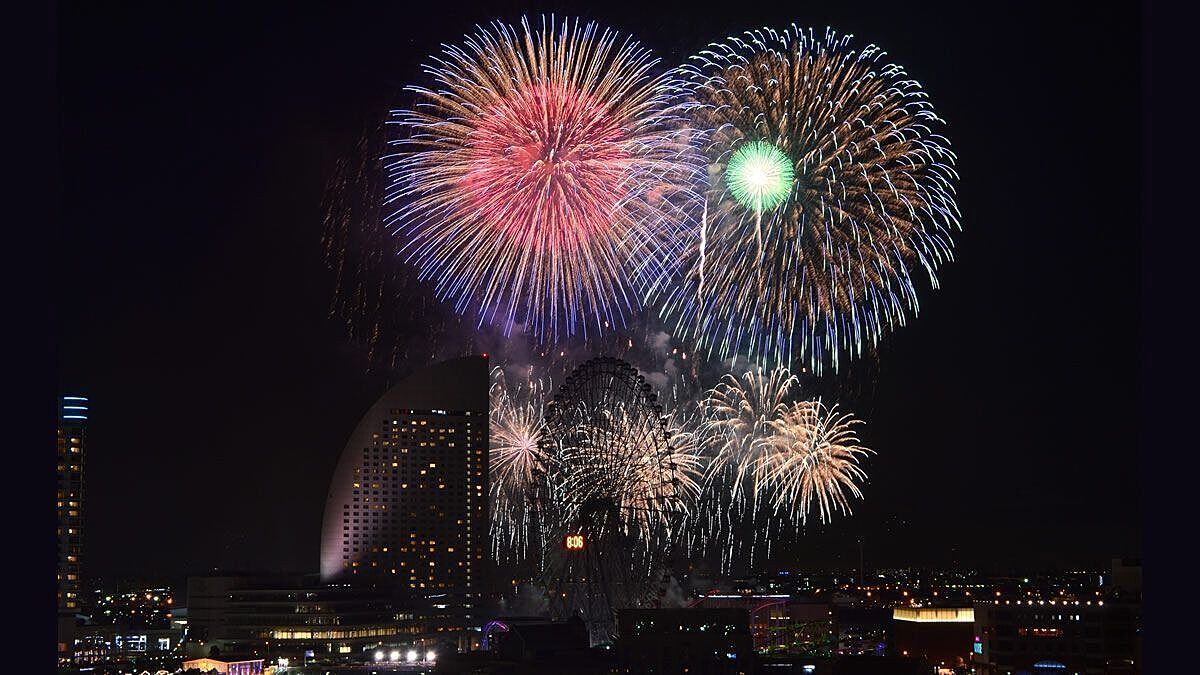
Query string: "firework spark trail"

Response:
xmin=387 ymin=16 xmax=702 ymax=343
xmin=697 ymin=200 xmax=707 ymax=306
xmin=695 ymin=368 xmax=798 ymax=570
xmin=694 ymin=367 xmax=872 ymax=571
xmin=489 ymin=367 xmax=550 ymax=563
xmin=760 ymin=399 xmax=873 ymax=527
xmin=651 ymin=25 xmax=960 ymax=374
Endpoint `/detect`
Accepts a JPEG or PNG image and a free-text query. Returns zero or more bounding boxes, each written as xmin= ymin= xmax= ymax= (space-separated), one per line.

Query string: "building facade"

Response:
xmin=74 ymin=624 xmax=183 ymax=669
xmin=319 ymin=355 xmax=490 ymax=610
xmin=890 ymin=607 xmax=974 ymax=672
xmin=618 ymin=608 xmax=753 ymax=675
xmin=57 ymin=395 xmax=88 ymax=613
xmin=182 ymin=656 xmax=265 ymax=674
xmin=186 ymin=573 xmax=422 ymax=659
xmin=691 ymin=594 xmax=835 ymax=656
xmin=972 ymin=599 xmax=1138 ymax=674
xmin=57 ymin=394 xmax=88 ymax=663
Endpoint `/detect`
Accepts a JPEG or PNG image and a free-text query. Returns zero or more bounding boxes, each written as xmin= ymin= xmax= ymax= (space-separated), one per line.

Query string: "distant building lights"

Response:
xmin=406 ymin=650 xmax=418 ymax=663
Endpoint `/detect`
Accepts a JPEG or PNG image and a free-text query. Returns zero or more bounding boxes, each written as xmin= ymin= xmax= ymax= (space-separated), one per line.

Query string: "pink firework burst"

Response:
xmin=388 ymin=16 xmax=700 ymax=341
xmin=462 ymin=81 xmax=632 ymax=247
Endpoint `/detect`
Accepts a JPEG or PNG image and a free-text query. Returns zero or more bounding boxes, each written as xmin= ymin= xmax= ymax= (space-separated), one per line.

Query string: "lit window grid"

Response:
xmin=336 ymin=409 xmax=487 ymax=597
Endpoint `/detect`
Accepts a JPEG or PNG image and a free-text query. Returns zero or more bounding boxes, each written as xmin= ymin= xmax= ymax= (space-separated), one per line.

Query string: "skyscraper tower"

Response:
xmin=320 ymin=356 xmax=490 ymax=615
xmin=57 ymin=395 xmax=87 ymax=614
xmin=57 ymin=395 xmax=87 ymax=664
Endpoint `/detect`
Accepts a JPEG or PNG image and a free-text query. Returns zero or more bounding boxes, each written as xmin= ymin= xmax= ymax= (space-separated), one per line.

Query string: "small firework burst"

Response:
xmin=489 ymin=367 xmax=550 ymax=563
xmin=695 ymin=367 xmax=872 ymax=570
xmin=760 ymin=399 xmax=873 ymax=527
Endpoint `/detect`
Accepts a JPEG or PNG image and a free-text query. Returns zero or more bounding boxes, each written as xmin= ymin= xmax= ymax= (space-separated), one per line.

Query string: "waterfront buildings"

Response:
xmin=185 ymin=573 xmax=423 ymax=658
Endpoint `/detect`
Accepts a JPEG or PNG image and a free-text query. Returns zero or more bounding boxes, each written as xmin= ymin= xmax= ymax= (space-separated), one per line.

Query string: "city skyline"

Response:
xmin=57 ymin=0 xmax=1140 ymax=586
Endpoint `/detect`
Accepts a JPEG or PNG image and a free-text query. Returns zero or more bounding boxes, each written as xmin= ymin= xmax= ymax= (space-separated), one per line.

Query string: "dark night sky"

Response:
xmin=57 ymin=1 xmax=1140 ymax=585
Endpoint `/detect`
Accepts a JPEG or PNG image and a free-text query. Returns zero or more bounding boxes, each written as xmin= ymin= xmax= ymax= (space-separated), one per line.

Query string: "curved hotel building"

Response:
xmin=320 ymin=355 xmax=490 ymax=610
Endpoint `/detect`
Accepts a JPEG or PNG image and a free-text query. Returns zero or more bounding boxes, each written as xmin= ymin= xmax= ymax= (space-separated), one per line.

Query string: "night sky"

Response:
xmin=57 ymin=1 xmax=1140 ymax=586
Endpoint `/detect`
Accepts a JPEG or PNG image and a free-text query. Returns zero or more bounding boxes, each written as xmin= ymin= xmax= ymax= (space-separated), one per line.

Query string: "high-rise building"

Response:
xmin=57 ymin=394 xmax=88 ymax=662
xmin=58 ymin=395 xmax=87 ymax=610
xmin=320 ymin=356 xmax=490 ymax=614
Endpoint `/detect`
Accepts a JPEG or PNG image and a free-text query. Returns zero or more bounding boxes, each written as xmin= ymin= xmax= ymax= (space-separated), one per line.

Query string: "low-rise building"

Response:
xmin=435 ymin=616 xmax=614 ymax=674
xmin=890 ymin=606 xmax=973 ymax=671
xmin=692 ymin=594 xmax=835 ymax=655
xmin=73 ymin=624 xmax=183 ymax=664
xmin=972 ymin=598 xmax=1138 ymax=674
xmin=182 ymin=655 xmax=265 ymax=674
xmin=186 ymin=573 xmax=423 ymax=660
xmin=618 ymin=607 xmax=753 ymax=675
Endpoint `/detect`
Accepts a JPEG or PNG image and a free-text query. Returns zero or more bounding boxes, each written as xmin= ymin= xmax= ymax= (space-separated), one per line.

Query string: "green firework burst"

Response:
xmin=725 ymin=140 xmax=794 ymax=211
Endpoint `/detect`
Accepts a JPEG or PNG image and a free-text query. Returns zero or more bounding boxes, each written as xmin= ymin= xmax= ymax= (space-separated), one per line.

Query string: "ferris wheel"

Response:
xmin=531 ymin=356 xmax=695 ymax=644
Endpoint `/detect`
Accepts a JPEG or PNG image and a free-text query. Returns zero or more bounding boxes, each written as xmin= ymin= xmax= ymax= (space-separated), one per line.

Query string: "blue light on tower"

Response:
xmin=61 ymin=395 xmax=89 ymax=421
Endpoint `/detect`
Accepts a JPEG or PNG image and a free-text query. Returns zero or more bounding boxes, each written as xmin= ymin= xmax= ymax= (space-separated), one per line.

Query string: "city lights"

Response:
xmin=57 ymin=7 xmax=1140 ymax=675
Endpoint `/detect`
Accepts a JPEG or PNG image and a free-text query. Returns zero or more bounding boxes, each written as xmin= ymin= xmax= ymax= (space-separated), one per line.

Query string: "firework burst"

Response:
xmin=695 ymin=368 xmax=797 ymax=569
xmin=695 ymin=367 xmax=872 ymax=570
xmin=761 ymin=399 xmax=873 ymax=527
xmin=387 ymin=16 xmax=700 ymax=342
xmin=652 ymin=26 xmax=960 ymax=373
xmin=489 ymin=367 xmax=550 ymax=563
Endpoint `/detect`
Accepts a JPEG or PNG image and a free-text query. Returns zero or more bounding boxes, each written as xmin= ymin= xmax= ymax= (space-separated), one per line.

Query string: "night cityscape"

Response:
xmin=56 ymin=2 xmax=1144 ymax=675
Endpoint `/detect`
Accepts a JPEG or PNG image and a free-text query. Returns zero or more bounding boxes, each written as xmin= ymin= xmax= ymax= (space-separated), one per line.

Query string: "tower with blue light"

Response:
xmin=57 ymin=395 xmax=88 ymax=615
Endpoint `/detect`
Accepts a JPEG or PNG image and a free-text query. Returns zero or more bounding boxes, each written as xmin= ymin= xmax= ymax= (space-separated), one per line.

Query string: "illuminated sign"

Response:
xmin=892 ymin=608 xmax=974 ymax=623
xmin=565 ymin=534 xmax=585 ymax=550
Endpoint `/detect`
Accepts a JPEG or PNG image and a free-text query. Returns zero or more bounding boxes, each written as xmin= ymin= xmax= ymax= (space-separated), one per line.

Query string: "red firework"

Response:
xmin=462 ymin=81 xmax=632 ymax=248
xmin=389 ymin=16 xmax=698 ymax=340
